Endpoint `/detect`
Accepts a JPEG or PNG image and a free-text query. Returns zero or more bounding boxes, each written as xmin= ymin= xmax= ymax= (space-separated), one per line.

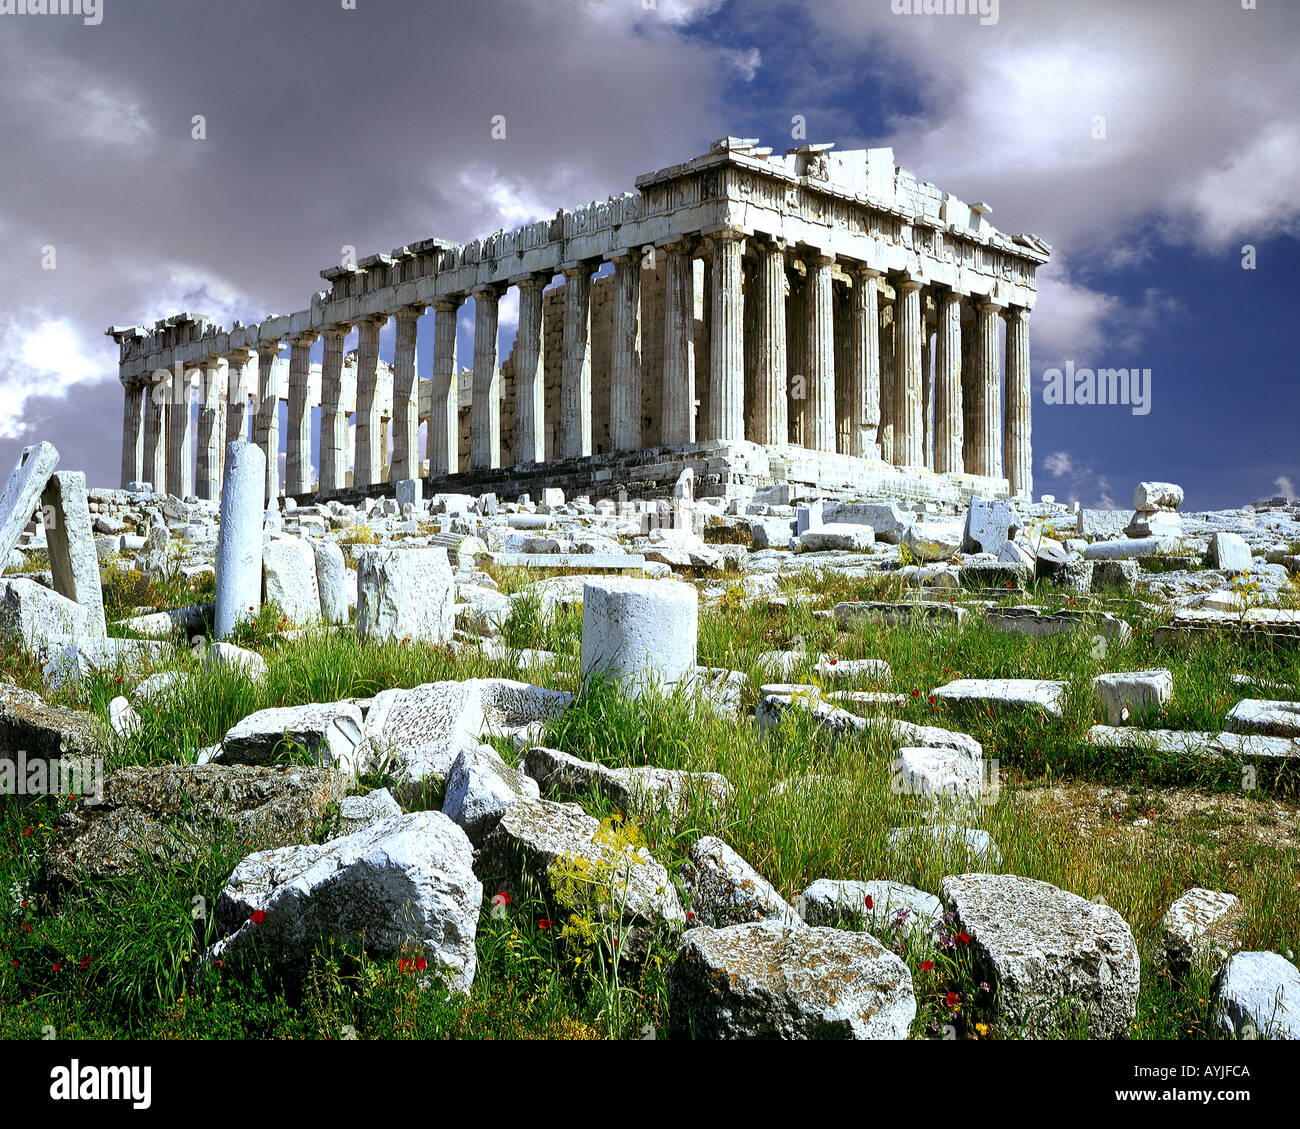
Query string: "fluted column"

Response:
xmin=391 ymin=307 xmax=422 ymax=483
xmin=514 ymin=275 xmax=548 ymax=463
xmin=804 ymin=251 xmax=836 ymax=453
xmin=961 ymin=316 xmax=977 ymax=473
xmin=255 ymin=339 xmax=283 ymax=505
xmin=1004 ymin=306 xmax=1032 ymax=498
xmin=934 ymin=289 xmax=963 ymax=475
xmin=749 ymin=238 xmax=788 ymax=445
xmin=707 ymin=229 xmax=745 ymax=443
xmin=661 ymin=241 xmax=695 ymax=446
xmin=471 ymin=286 xmax=503 ymax=470
xmin=196 ymin=359 xmax=227 ymax=500
xmin=430 ymin=298 xmax=463 ymax=475
xmin=560 ymin=263 xmax=595 ymax=458
xmin=285 ymin=334 xmax=315 ymax=496
xmin=318 ymin=328 xmax=349 ymax=493
xmin=225 ymin=349 xmax=253 ymax=447
xmin=142 ymin=372 xmax=166 ymax=492
xmin=787 ymin=264 xmax=806 ymax=445
xmin=166 ymin=365 xmax=193 ymax=498
xmin=609 ymin=254 xmax=642 ymax=452
xmin=878 ymin=301 xmax=894 ymax=464
xmin=892 ymin=275 xmax=923 ymax=468
xmin=121 ymin=379 xmax=144 ymax=489
xmin=847 ymin=264 xmax=882 ymax=460
xmin=920 ymin=307 xmax=933 ymax=470
xmin=353 ymin=316 xmax=385 ymax=489
xmin=973 ymin=299 xmax=1002 ymax=479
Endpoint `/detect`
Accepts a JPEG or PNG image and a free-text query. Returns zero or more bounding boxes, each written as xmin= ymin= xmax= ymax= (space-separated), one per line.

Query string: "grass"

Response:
xmin=2 ymin=559 xmax=1299 ymax=1039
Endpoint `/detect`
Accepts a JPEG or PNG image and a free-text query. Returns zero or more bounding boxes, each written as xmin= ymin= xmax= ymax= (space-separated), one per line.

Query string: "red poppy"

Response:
xmin=79 ymin=957 xmax=91 ymax=971
xmin=864 ymin=894 xmax=874 ymax=910
xmin=911 ymin=689 xmax=921 ymax=698
xmin=956 ymin=930 xmax=971 ymax=945
xmin=828 ymin=658 xmax=837 ymax=665
xmin=214 ymin=960 xmax=224 ymax=968
xmin=22 ymin=925 xmax=32 ymax=933
xmin=686 ymin=911 xmax=695 ymax=920
xmin=928 ymin=694 xmax=936 ymax=705
xmin=492 ymin=891 xmax=511 ymax=906
xmin=920 ymin=960 xmax=934 ymax=972
xmin=398 ymin=958 xmax=412 ymax=972
xmin=538 ymin=919 xmax=552 ymax=930
xmin=249 ymin=910 xmax=267 ymax=925
xmin=10 ymin=960 xmax=16 ymax=969
xmin=23 ymin=827 xmax=32 ymax=836
xmin=415 ymin=957 xmax=427 ymax=972
xmin=52 ymin=962 xmax=62 ymax=972
xmin=945 ymin=991 xmax=960 ymax=1008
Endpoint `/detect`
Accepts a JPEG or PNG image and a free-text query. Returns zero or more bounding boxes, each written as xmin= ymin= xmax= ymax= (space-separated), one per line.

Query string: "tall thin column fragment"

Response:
xmin=225 ymin=350 xmax=253 ymax=447
xmin=430 ymin=298 xmax=462 ymax=475
xmin=41 ymin=471 xmax=107 ymax=639
xmin=167 ymin=365 xmax=193 ymax=499
xmin=214 ymin=441 xmax=266 ymax=640
xmin=934 ymin=289 xmax=964 ymax=475
xmin=471 ymin=286 xmax=503 ymax=470
xmin=878 ymin=301 xmax=894 ymax=464
xmin=610 ymin=254 xmax=642 ymax=453
xmin=560 ymin=263 xmax=595 ymax=458
xmin=661 ymin=241 xmax=695 ymax=446
xmin=392 ymin=307 xmax=422 ymax=482
xmin=1004 ymin=306 xmax=1032 ymax=498
xmin=286 ymin=333 xmax=315 ymax=496
xmin=707 ymin=230 xmax=745 ymax=443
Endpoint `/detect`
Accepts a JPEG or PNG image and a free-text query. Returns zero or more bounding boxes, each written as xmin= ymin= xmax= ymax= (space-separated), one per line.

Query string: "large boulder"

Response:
xmin=356 ymin=547 xmax=455 ymax=645
xmin=209 ymin=811 xmax=481 ymax=992
xmin=0 ymin=578 xmax=89 ymax=658
xmin=1162 ymin=888 xmax=1242 ymax=978
xmin=668 ymin=920 xmax=916 ymax=1039
xmin=217 ymin=702 xmax=366 ymax=774
xmin=678 ymin=836 xmax=801 ymax=928
xmin=262 ymin=537 xmax=321 ymax=626
xmin=940 ymin=873 xmax=1140 ymax=1039
xmin=442 ymin=743 xmax=540 ymax=845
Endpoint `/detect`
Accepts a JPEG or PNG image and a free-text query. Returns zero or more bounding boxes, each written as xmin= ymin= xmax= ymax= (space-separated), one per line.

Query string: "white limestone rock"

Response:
xmin=131 ymin=671 xmax=193 ymax=703
xmin=678 ymin=835 xmax=801 ymax=929
xmin=941 ymin=873 xmax=1140 ymax=1039
xmin=901 ymin=521 xmax=964 ymax=562
xmin=0 ymin=579 xmax=89 ymax=657
xmin=892 ymin=746 xmax=984 ymax=809
xmin=1162 ymin=888 xmax=1242 ymax=978
xmin=108 ymin=695 xmax=142 ymax=738
xmin=456 ymin=584 xmax=513 ymax=638
xmin=796 ymin=878 xmax=942 ymax=937
xmin=361 ymin=680 xmax=485 ymax=798
xmin=1223 ymin=698 xmax=1300 ymax=738
xmin=312 ymin=540 xmax=349 ymax=625
xmin=442 ymin=743 xmax=540 ymax=845
xmin=336 ymin=788 xmax=403 ymax=836
xmin=1213 ymin=951 xmax=1300 ymax=1040
xmin=0 ymin=441 xmax=59 ymax=565
xmin=668 ymin=919 xmax=916 ymax=1039
xmin=963 ymin=497 xmax=1022 ymax=554
xmin=932 ymin=678 xmax=1069 ymax=718
xmin=41 ymin=636 xmax=172 ymax=692
xmin=356 ymin=546 xmax=455 ymax=645
xmin=218 ymin=702 xmax=366 ymax=774
xmin=1092 ymin=669 xmax=1173 ymax=725
xmin=209 ymin=811 xmax=481 ymax=993
xmin=822 ymin=500 xmax=910 ymax=543
xmin=262 ymin=537 xmax=321 ymax=626
xmin=214 ymin=442 xmax=266 ymax=640
xmin=1134 ymin=482 xmax=1184 ymax=511
xmin=580 ymin=577 xmax=698 ymax=698
xmin=205 ymin=641 xmax=268 ymax=681
xmin=797 ymin=524 xmax=876 ymax=553
xmin=1208 ymin=531 xmax=1252 ymax=572
xmin=41 ymin=472 xmax=107 ymax=640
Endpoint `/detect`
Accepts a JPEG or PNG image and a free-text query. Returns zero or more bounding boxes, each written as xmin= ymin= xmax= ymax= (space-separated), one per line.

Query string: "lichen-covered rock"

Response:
xmin=678 ymin=836 xmax=801 ymax=928
xmin=941 ymin=873 xmax=1140 ymax=1039
xmin=443 ymin=744 xmax=539 ymax=845
xmin=335 ymin=788 xmax=402 ymax=837
xmin=209 ymin=811 xmax=480 ymax=992
xmin=1162 ymin=888 xmax=1242 ymax=978
xmin=668 ymin=920 xmax=916 ymax=1039
xmin=0 ymin=681 xmax=106 ymax=758
xmin=40 ymin=764 xmax=344 ymax=888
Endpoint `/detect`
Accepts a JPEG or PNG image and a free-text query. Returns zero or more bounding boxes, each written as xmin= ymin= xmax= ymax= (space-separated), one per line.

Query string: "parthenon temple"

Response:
xmin=108 ymin=137 xmax=1049 ymax=507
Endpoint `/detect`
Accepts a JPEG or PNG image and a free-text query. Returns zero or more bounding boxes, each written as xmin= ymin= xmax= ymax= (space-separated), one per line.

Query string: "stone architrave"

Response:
xmin=214 ymin=441 xmax=267 ymax=640
xmin=0 ymin=441 xmax=59 ymax=566
xmin=41 ymin=471 xmax=107 ymax=639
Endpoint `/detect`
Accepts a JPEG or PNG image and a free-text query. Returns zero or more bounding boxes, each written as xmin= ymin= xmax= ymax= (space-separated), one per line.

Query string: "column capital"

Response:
xmin=892 ymin=272 xmax=923 ymax=293
xmin=845 ymin=260 xmax=885 ymax=280
xmin=513 ymin=270 xmax=553 ymax=291
xmin=1003 ymin=304 xmax=1030 ymax=323
xmin=656 ymin=235 xmax=698 ymax=255
xmin=226 ymin=347 xmax=254 ymax=364
xmin=701 ymin=224 xmax=746 ymax=244
xmin=559 ymin=258 xmax=599 ymax=279
xmin=974 ymin=293 xmax=1008 ymax=312
xmin=395 ymin=303 xmax=427 ymax=322
xmin=321 ymin=323 xmax=351 ymax=340
xmin=432 ymin=294 xmax=466 ymax=313
xmin=471 ymin=282 xmax=508 ymax=301
xmin=800 ymin=246 xmax=836 ymax=268
xmin=356 ymin=313 xmax=389 ymax=329
xmin=289 ymin=331 xmax=318 ymax=348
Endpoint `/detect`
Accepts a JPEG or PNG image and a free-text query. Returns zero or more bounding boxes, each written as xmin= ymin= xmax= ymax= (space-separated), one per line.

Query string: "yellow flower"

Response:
xmin=975 ymin=1022 xmax=989 ymax=1036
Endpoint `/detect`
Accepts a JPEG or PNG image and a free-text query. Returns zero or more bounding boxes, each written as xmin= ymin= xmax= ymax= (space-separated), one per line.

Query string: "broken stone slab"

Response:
xmin=1134 ymin=482 xmax=1184 ymax=511
xmin=1124 ymin=509 xmax=1183 ymax=539
xmin=40 ymin=472 xmax=107 ymax=640
xmin=754 ymin=692 xmax=867 ymax=739
xmin=813 ymin=656 xmax=892 ymax=683
xmin=796 ymin=878 xmax=942 ymax=937
xmin=1154 ymin=608 xmax=1300 ymax=646
xmin=1162 ymin=888 xmax=1242 ymax=979
xmin=668 ymin=919 xmax=916 ymax=1039
xmin=892 ymin=746 xmax=985 ymax=809
xmin=477 ymin=797 xmax=684 ymax=960
xmin=901 ymin=520 xmax=963 ymax=562
xmin=1090 ymin=559 xmax=1139 ymax=591
xmin=0 ymin=441 xmax=59 ymax=566
xmin=887 ymin=826 xmax=1000 ymax=867
xmin=678 ymin=666 xmax=748 ymax=720
xmin=356 ymin=546 xmax=455 ymax=646
xmin=131 ymin=671 xmax=194 ymax=703
xmin=959 ymin=560 xmax=1030 ymax=589
xmin=442 ymin=743 xmax=540 ymax=845
xmin=1085 ymin=725 xmax=1300 ymax=760
xmin=862 ymin=718 xmax=984 ymax=759
xmin=40 ymin=763 xmax=345 ymax=889
xmin=216 ymin=702 xmax=366 ymax=774
xmin=825 ymin=690 xmax=908 ymax=708
xmin=1208 ymin=531 xmax=1252 ymax=572
xmin=984 ymin=606 xmax=1132 ymax=643
xmin=262 ymin=537 xmax=321 ymax=626
xmin=1092 ymin=669 xmax=1174 ymax=725
xmin=113 ymin=603 xmax=212 ymax=640
xmin=1083 ymin=536 xmax=1179 ymax=560
xmin=0 ymin=579 xmax=89 ymax=659
xmin=962 ymin=497 xmax=1022 ymax=554
xmin=821 ymin=500 xmax=910 ymax=543
xmin=678 ymin=836 xmax=801 ymax=929
xmin=1212 ymin=951 xmax=1300 ymax=1040
xmin=941 ymin=872 xmax=1140 ymax=1039
xmin=42 ymin=636 xmax=173 ymax=693
xmin=797 ymin=525 xmax=876 ymax=553
xmin=580 ymin=577 xmax=698 ymax=698
xmin=1223 ymin=699 xmax=1300 ymax=738
xmin=208 ymin=811 xmax=481 ymax=993
xmin=747 ymin=516 xmax=796 ymax=551
xmin=456 ymin=585 xmax=513 ymax=638
xmin=205 ymin=641 xmax=268 ymax=681
xmin=931 ymin=678 xmax=1069 ymax=718
xmin=0 ymin=681 xmax=107 ymax=758
xmin=834 ymin=600 xmax=968 ymax=628
xmin=313 ymin=541 xmax=349 ymax=625
xmin=335 ymin=787 xmax=402 ymax=837
xmin=107 ymin=695 xmax=141 ymax=738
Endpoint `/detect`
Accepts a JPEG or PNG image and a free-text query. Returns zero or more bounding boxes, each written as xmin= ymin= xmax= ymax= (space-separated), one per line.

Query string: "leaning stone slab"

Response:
xmin=1213 ymin=952 xmax=1300 ymax=1040
xmin=1223 ymin=699 xmax=1300 ymax=738
xmin=1162 ymin=888 xmax=1242 ymax=978
xmin=941 ymin=873 xmax=1140 ymax=1039
xmin=678 ymin=836 xmax=801 ymax=929
xmin=209 ymin=811 xmax=481 ymax=993
xmin=835 ymin=600 xmax=968 ymax=628
xmin=1208 ymin=531 xmax=1252 ymax=572
xmin=40 ymin=764 xmax=344 ymax=888
xmin=893 ymin=746 xmax=984 ymax=809
xmin=755 ymin=692 xmax=867 ymax=739
xmin=313 ymin=541 xmax=349 ymax=625
xmin=40 ymin=472 xmax=107 ymax=639
xmin=963 ymin=497 xmax=1022 ymax=554
xmin=442 ymin=743 xmax=540 ymax=846
xmin=796 ymin=878 xmax=942 ymax=937
xmin=357 ymin=546 xmax=455 ymax=645
xmin=0 ymin=441 xmax=58 ymax=566
xmin=668 ymin=920 xmax=916 ymax=1039
xmin=0 ymin=681 xmax=106 ymax=758
xmin=931 ymin=678 xmax=1069 ymax=717
xmin=218 ymin=702 xmax=366 ymax=774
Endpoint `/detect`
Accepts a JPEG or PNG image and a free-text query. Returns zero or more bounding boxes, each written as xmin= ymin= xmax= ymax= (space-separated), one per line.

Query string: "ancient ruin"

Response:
xmin=108 ymin=138 xmax=1048 ymax=509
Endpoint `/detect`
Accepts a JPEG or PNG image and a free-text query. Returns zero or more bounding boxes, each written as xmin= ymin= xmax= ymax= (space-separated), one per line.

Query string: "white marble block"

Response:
xmin=357 ymin=547 xmax=455 ymax=645
xmin=580 ymin=577 xmax=698 ymax=698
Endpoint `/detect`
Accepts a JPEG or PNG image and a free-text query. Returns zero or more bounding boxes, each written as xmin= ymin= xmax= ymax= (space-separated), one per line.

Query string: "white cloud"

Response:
xmin=0 ymin=316 xmax=114 ymax=441
xmin=722 ymin=46 xmax=762 ymax=81
xmin=1275 ymin=476 xmax=1297 ymax=502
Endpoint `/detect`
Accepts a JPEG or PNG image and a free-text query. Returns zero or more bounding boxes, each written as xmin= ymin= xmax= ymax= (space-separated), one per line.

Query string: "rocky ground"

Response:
xmin=2 ymin=463 xmax=1299 ymax=1040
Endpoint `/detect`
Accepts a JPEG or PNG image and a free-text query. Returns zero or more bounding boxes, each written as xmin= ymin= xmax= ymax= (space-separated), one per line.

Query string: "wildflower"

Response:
xmin=686 ymin=911 xmax=695 ymax=921
xmin=864 ymin=894 xmax=874 ymax=911
xmin=80 ymin=957 xmax=91 ymax=970
xmin=955 ymin=929 xmax=971 ymax=945
xmin=980 ymin=981 xmax=990 ymax=992
xmin=928 ymin=694 xmax=936 ymax=704
xmin=945 ymin=991 xmax=960 ymax=1009
xmin=911 ymin=689 xmax=921 ymax=698
xmin=415 ymin=957 xmax=427 ymax=972
xmin=975 ymin=1022 xmax=989 ymax=1036
xmin=920 ymin=960 xmax=934 ymax=972
xmin=52 ymin=962 xmax=62 ymax=972
xmin=249 ymin=910 xmax=267 ymax=925
xmin=492 ymin=891 xmax=510 ymax=907
xmin=538 ymin=919 xmax=552 ymax=930
xmin=23 ymin=828 xmax=32 ymax=837
xmin=399 ymin=958 xmax=412 ymax=972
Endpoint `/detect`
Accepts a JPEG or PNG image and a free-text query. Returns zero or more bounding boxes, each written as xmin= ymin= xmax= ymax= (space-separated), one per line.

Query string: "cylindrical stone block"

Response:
xmin=580 ymin=577 xmax=699 ymax=698
xmin=214 ymin=441 xmax=267 ymax=640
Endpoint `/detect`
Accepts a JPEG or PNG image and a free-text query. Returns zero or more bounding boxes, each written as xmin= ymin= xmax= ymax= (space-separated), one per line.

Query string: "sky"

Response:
xmin=0 ymin=0 xmax=1296 ymax=512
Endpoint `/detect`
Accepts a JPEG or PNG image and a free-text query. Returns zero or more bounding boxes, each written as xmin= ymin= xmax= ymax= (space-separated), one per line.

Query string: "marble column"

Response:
xmin=353 ymin=316 xmax=385 ymax=489
xmin=934 ymin=289 xmax=963 ymax=475
xmin=610 ymin=254 xmax=642 ymax=453
xmin=196 ymin=359 xmax=227 ymax=501
xmin=749 ymin=238 xmax=788 ymax=445
xmin=787 ymin=264 xmax=806 ymax=446
xmin=167 ymin=366 xmax=193 ymax=499
xmin=834 ymin=281 xmax=852 ymax=454
xmin=848 ymin=265 xmax=882 ymax=460
xmin=920 ymin=308 xmax=933 ymax=470
xmin=319 ymin=327 xmax=349 ymax=493
xmin=1004 ymin=306 xmax=1032 ymax=498
xmin=120 ymin=379 xmax=143 ymax=489
xmin=514 ymin=275 xmax=548 ymax=464
xmin=661 ymin=241 xmax=696 ymax=446
xmin=225 ymin=349 xmax=254 ymax=448
xmin=143 ymin=372 xmax=167 ymax=492
xmin=707 ymin=230 xmax=745 ymax=443
xmin=254 ymin=340 xmax=283 ymax=505
xmin=430 ymin=298 xmax=463 ymax=475
xmin=892 ymin=275 xmax=923 ymax=468
xmin=560 ymin=262 xmax=595 ymax=459
xmin=804 ymin=251 xmax=836 ymax=453
xmin=391 ymin=307 xmax=422 ymax=483
xmin=471 ymin=286 xmax=503 ymax=470
xmin=286 ymin=333 xmax=316 ymax=496
xmin=973 ymin=299 xmax=1003 ymax=479
xmin=960 ymin=316 xmax=977 ymax=474
xmin=878 ymin=301 xmax=894 ymax=464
